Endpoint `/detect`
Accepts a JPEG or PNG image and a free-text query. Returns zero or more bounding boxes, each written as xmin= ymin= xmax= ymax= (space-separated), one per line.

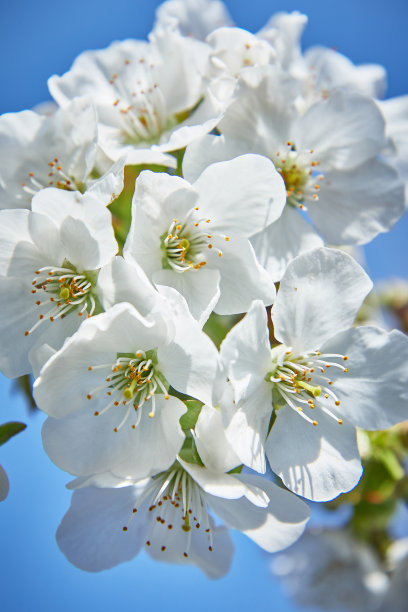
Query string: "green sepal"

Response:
xmin=179 ymin=400 xmax=203 ymax=432
xmin=160 ymin=229 xmax=173 ymax=270
xmin=178 ymin=434 xmax=204 ymax=466
xmin=271 ymin=387 xmax=285 ymax=411
xmin=0 ymin=422 xmax=27 ymax=447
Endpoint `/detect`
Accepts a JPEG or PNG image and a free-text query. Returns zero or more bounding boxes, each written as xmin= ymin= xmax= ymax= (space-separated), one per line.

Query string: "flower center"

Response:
xmin=121 ymin=464 xmax=214 ymax=557
xmin=109 ymin=58 xmax=200 ymax=146
xmin=273 ymin=142 xmax=323 ymax=209
xmin=25 ymin=261 xmax=98 ymax=337
xmin=87 ymin=349 xmax=170 ymax=430
xmin=20 ymin=157 xmax=86 ymax=197
xmin=266 ymin=345 xmax=348 ymax=426
xmin=160 ymin=207 xmax=229 ymax=272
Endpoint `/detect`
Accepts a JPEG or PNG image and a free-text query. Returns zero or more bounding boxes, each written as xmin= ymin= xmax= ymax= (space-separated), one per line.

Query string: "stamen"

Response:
xmin=269 ymin=346 xmax=348 ymax=427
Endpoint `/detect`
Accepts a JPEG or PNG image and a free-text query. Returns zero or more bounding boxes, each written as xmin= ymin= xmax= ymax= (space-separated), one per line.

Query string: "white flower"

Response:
xmin=153 ymin=0 xmax=233 ymax=41
xmin=48 ymin=30 xmax=222 ymax=167
xmin=124 ymin=155 xmax=285 ymax=321
xmin=0 ymin=188 xmax=117 ymax=378
xmin=35 ymin=296 xmax=219 ymax=480
xmin=303 ymin=46 xmax=387 ymax=103
xmin=183 ymin=68 xmax=405 ymax=280
xmin=220 ymin=247 xmax=408 ymax=501
xmin=56 ymin=467 xmax=234 ymax=578
xmin=55 ymin=419 xmax=309 ymax=576
xmin=0 ymin=97 xmax=124 ymax=210
xmin=272 ymin=529 xmax=389 ymax=612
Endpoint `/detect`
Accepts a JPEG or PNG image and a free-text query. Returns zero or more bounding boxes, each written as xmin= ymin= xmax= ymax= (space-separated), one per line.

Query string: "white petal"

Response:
xmin=153 ymin=268 xmax=220 ymax=325
xmin=208 ymin=473 xmax=310 ymax=552
xmin=146 ymin=506 xmax=233 ymax=579
xmin=220 ymin=300 xmax=271 ymax=400
xmin=97 ymin=256 xmax=162 ymax=315
xmin=194 ymin=404 xmax=241 ymax=473
xmin=111 ymin=395 xmax=186 ymax=479
xmin=320 ymin=326 xmax=408 ymax=430
xmin=42 ymin=409 xmax=142 ymax=477
xmin=0 ymin=276 xmax=80 ymax=378
xmin=28 ymin=343 xmax=56 ymax=379
xmin=60 ymin=216 xmax=103 ymax=271
xmin=31 ymin=188 xmax=118 ymax=266
xmin=272 ymin=247 xmax=372 ymax=353
xmin=56 ymin=485 xmax=146 ymax=571
xmin=0 ymin=209 xmax=31 ymax=273
xmin=294 ymin=91 xmax=386 ymax=170
xmin=223 ymin=384 xmax=272 ymax=474
xmin=156 ymin=286 xmax=219 ymax=405
xmin=193 ymin=154 xmax=286 ymax=236
xmin=251 ymin=206 xmax=324 ymax=282
xmin=155 ymin=113 xmax=222 ymax=154
xmin=87 ymin=157 xmax=125 ymax=204
xmin=266 ymin=405 xmax=363 ymax=501
xmin=218 ymin=66 xmax=299 ymax=155
xmin=308 ymin=159 xmax=406 ymax=245
xmin=183 ymin=133 xmax=246 ymax=183
xmin=214 ymin=237 xmax=276 ymax=315
xmin=179 ymin=459 xmax=269 ymax=506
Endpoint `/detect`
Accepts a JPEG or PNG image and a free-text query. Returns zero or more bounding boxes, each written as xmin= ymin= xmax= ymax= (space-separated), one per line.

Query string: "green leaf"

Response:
xmin=179 ymin=400 xmax=202 ymax=432
xmin=0 ymin=422 xmax=27 ymax=446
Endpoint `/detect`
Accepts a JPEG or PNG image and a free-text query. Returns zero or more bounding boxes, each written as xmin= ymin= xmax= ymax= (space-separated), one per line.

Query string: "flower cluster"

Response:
xmin=1 ymin=0 xmax=407 ymax=579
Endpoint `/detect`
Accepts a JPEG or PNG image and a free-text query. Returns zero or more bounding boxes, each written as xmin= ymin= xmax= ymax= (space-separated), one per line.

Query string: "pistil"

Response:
xmin=25 ymin=264 xmax=97 ymax=336
xmin=87 ymin=350 xmax=170 ymax=430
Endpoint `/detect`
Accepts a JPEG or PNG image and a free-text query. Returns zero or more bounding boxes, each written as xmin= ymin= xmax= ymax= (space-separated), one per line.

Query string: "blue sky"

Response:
xmin=0 ymin=1 xmax=407 ymax=611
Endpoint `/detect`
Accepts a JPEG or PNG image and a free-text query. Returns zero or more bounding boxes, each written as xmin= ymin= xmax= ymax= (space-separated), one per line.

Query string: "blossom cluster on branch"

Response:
xmin=0 ymin=0 xmax=407 ymax=579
